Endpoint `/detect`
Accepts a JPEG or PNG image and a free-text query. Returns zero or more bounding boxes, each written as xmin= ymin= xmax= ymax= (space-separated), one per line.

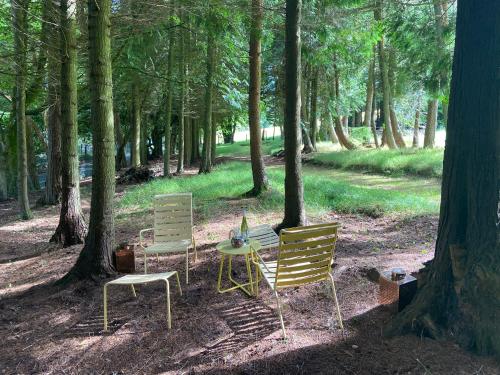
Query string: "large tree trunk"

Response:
xmin=211 ymin=114 xmax=217 ymax=165
xmin=0 ymin=137 xmax=7 ymax=200
xmin=131 ymin=82 xmax=141 ymax=167
xmin=277 ymin=0 xmax=305 ymax=231
xmin=191 ymin=117 xmax=199 ymax=163
xmin=52 ymin=0 xmax=87 ymax=244
xmin=309 ymin=67 xmax=319 ymax=150
xmin=370 ymin=79 xmax=379 ymax=148
xmin=26 ymin=117 xmax=40 ymax=191
xmin=199 ymin=11 xmax=215 ymax=174
xmin=43 ymin=0 xmax=62 ymax=205
xmin=12 ymin=0 xmax=32 ymax=220
xmin=374 ymin=0 xmax=397 ymax=149
xmin=163 ymin=31 xmax=174 ymax=177
xmin=51 ymin=0 xmax=87 ymax=247
xmin=246 ymin=0 xmax=269 ymax=196
xmin=386 ymin=0 xmax=500 ymax=359
xmin=424 ymin=99 xmax=438 ymax=148
xmin=364 ymin=57 xmax=375 ymax=131
xmin=63 ymin=0 xmax=116 ymax=281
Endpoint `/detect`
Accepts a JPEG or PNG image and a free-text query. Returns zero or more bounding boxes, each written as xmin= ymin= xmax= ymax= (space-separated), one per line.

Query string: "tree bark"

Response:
xmin=309 ymin=67 xmax=319 ymax=150
xmin=176 ymin=18 xmax=185 ymax=175
xmin=114 ymin=110 xmax=127 ymax=170
xmin=191 ymin=117 xmax=199 ymax=163
xmin=163 ymin=30 xmax=174 ymax=177
xmin=412 ymin=95 xmax=421 ymax=148
xmin=333 ymin=65 xmax=356 ymax=150
xmin=374 ymin=0 xmax=397 ymax=149
xmin=326 ymin=112 xmax=338 ymax=144
xmin=246 ymin=0 xmax=269 ymax=196
xmin=199 ymin=9 xmax=215 ymax=174
xmin=370 ymin=79 xmax=379 ymax=148
xmin=388 ymin=49 xmax=406 ymax=148
xmin=52 ymin=0 xmax=88 ymax=247
xmin=211 ymin=113 xmax=217 ymax=165
xmin=386 ymin=0 xmax=500 ymax=359
xmin=424 ymin=99 xmax=438 ymax=148
xmin=277 ymin=0 xmax=305 ymax=231
xmin=26 ymin=117 xmax=40 ymax=191
xmin=12 ymin=0 xmax=32 ymax=220
xmin=131 ymin=82 xmax=141 ymax=167
xmin=63 ymin=0 xmax=116 ymax=281
xmin=43 ymin=0 xmax=62 ymax=205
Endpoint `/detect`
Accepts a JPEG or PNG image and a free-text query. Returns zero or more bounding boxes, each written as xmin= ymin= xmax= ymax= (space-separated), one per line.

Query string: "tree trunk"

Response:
xmin=12 ymin=0 xmax=32 ymax=220
xmin=114 ymin=111 xmax=127 ymax=170
xmin=191 ymin=117 xmax=199 ymax=163
xmin=388 ymin=49 xmax=406 ymax=148
xmin=176 ymin=17 xmax=186 ymax=175
xmin=374 ymin=0 xmax=397 ymax=149
xmin=43 ymin=0 xmax=62 ymax=205
xmin=277 ymin=0 xmax=305 ymax=231
xmin=246 ymin=0 xmax=269 ymax=196
xmin=51 ymin=0 xmax=87 ymax=247
xmin=326 ymin=112 xmax=338 ymax=144
xmin=140 ymin=120 xmax=147 ymax=164
xmin=0 ymin=136 xmax=7 ymax=200
xmin=370 ymin=79 xmax=379 ymax=148
xmin=364 ymin=57 xmax=375 ymax=131
xmin=412 ymin=96 xmax=421 ymax=148
xmin=163 ymin=31 xmax=174 ymax=177
xmin=131 ymin=82 xmax=141 ymax=167
xmin=333 ymin=65 xmax=356 ymax=150
xmin=63 ymin=0 xmax=116 ymax=281
xmin=26 ymin=117 xmax=40 ymax=191
xmin=309 ymin=67 xmax=319 ymax=150
xmin=184 ymin=116 xmax=191 ymax=167
xmin=386 ymin=1 xmax=500 ymax=359
xmin=211 ymin=114 xmax=217 ymax=165
xmin=424 ymin=99 xmax=438 ymax=148
xmin=199 ymin=9 xmax=215 ymax=174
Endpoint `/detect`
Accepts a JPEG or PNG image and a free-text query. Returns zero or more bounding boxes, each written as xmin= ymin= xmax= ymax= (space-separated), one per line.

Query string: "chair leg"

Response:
xmin=328 ymin=273 xmax=344 ymax=330
xmin=144 ymin=253 xmax=148 ymax=274
xmin=185 ymin=249 xmax=189 ymax=284
xmin=254 ymin=267 xmax=260 ymax=298
xmin=165 ymin=280 xmax=171 ymax=329
xmin=103 ymin=284 xmax=108 ymax=332
xmin=175 ymin=271 xmax=182 ymax=296
xmin=130 ymin=284 xmax=136 ymax=297
xmin=274 ymin=290 xmax=287 ymax=339
xmin=217 ymin=255 xmax=225 ymax=293
xmin=156 ymin=253 xmax=160 ymax=263
xmin=193 ymin=237 xmax=197 ymax=262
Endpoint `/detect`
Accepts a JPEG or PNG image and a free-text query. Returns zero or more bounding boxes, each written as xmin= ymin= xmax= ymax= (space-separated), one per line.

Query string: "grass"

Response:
xmin=216 ymin=138 xmax=283 ymax=157
xmin=310 ymin=148 xmax=444 ymax=178
xmin=118 ymin=161 xmax=440 ymax=221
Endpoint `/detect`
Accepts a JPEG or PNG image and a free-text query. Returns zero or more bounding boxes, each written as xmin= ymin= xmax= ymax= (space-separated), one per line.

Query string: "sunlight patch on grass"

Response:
xmin=310 ymin=148 xmax=444 ymax=178
xmin=118 ymin=162 xmax=440 ymax=220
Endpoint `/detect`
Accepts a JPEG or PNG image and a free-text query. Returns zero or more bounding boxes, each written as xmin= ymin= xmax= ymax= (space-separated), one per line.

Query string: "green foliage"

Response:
xmin=311 ymin=148 xmax=444 ymax=178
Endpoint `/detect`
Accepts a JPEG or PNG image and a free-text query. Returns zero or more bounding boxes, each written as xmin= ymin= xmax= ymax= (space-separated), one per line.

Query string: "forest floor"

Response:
xmin=1 ymin=157 xmax=499 ymax=374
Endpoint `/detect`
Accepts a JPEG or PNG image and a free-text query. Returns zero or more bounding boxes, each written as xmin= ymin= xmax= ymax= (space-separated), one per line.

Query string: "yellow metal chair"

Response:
xmin=140 ymin=193 xmax=197 ymax=284
xmin=252 ymin=223 xmax=344 ymax=339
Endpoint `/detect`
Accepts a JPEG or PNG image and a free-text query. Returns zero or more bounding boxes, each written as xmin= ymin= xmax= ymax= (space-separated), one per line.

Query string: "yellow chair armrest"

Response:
xmin=139 ymin=228 xmax=154 ymax=247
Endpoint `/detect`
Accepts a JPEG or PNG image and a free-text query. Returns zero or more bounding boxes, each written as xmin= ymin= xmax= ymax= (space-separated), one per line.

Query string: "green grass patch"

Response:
xmin=216 ymin=138 xmax=283 ymax=157
xmin=118 ymin=161 xmax=440 ymax=220
xmin=310 ymin=148 xmax=444 ymax=178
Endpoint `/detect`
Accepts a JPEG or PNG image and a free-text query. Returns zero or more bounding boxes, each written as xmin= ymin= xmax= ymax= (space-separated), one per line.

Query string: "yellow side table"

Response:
xmin=216 ymin=239 xmax=261 ymax=296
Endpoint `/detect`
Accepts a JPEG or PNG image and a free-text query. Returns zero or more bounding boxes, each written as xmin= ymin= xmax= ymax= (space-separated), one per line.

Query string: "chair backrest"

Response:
xmin=153 ymin=193 xmax=193 ymax=243
xmin=275 ymin=223 xmax=339 ymax=290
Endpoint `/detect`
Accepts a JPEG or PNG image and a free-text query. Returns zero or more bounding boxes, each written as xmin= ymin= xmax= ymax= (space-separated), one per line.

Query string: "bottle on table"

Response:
xmin=240 ymin=209 xmax=249 ymax=243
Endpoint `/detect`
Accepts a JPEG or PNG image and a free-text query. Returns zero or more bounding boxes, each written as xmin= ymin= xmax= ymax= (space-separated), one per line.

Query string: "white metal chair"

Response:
xmin=251 ymin=222 xmax=344 ymax=339
xmin=140 ymin=193 xmax=196 ymax=284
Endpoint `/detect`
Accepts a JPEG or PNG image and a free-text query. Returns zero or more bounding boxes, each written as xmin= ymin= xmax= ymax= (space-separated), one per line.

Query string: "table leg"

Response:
xmin=245 ymin=254 xmax=254 ymax=295
xmin=165 ymin=280 xmax=171 ymax=329
xmin=217 ymin=254 xmax=225 ymax=293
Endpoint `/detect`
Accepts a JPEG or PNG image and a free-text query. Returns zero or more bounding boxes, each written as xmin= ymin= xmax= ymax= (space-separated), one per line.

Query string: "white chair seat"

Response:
xmin=144 ymin=240 xmax=192 ymax=254
xmin=106 ymin=272 xmax=177 ymax=285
